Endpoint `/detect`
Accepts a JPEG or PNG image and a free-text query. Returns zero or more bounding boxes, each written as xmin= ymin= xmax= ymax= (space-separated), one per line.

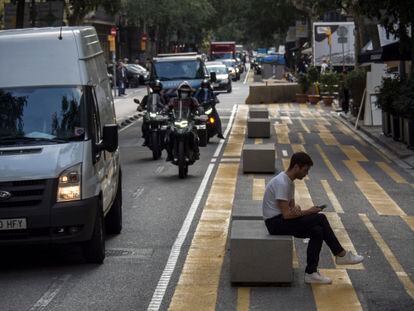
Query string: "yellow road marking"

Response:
xmin=299 ymin=118 xmax=311 ymax=133
xmin=316 ymin=145 xmax=343 ymax=181
xmin=340 ymin=145 xmax=368 ymax=162
xmin=223 ymin=107 xmax=247 ymax=158
xmin=298 ymin=132 xmax=306 ymax=144
xmin=252 ymin=178 xmax=265 ymax=201
xmin=376 ymin=162 xmax=407 ymax=183
xmin=281 ymin=103 xmax=290 ymax=111
xmin=254 ymin=138 xmax=263 ymax=144
xmin=324 ymin=212 xmax=364 ymax=270
xmin=401 ymin=216 xmax=414 ymax=232
xmin=318 ymin=117 xmax=331 ymax=126
xmin=295 ymin=180 xmax=314 ymax=207
xmin=334 ymin=120 xmax=367 ymax=147
xmin=281 ymin=116 xmax=293 ymax=124
xmin=292 ymin=144 xmax=306 ymax=153
xmin=299 ymin=103 xmax=309 ymax=111
xmin=319 ymin=132 xmax=340 ymax=146
xmin=359 ymin=214 xmax=414 ymax=299
xmin=343 ymin=160 xmax=372 ymax=181
xmin=237 ymin=288 xmax=250 ymax=311
xmin=169 ymin=164 xmax=239 ymax=310
xmin=311 ymin=269 xmax=363 ymax=310
xmin=274 ymin=124 xmax=290 ymax=144
xmin=282 ymin=158 xmax=290 ymax=171
xmin=321 ymin=180 xmax=344 ymax=213
xmin=293 ymin=239 xmax=299 ymax=269
xmin=316 ymin=124 xmax=330 ymax=133
xmin=355 ymin=181 xmax=406 ymax=216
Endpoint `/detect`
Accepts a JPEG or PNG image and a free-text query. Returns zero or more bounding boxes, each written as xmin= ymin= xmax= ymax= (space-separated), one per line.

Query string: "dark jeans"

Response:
xmin=265 ymin=213 xmax=344 ymax=274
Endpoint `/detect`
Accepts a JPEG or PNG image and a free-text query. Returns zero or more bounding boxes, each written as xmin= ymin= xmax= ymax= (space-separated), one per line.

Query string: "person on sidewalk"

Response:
xmin=262 ymin=152 xmax=364 ymax=284
xmin=116 ymin=61 xmax=128 ymax=96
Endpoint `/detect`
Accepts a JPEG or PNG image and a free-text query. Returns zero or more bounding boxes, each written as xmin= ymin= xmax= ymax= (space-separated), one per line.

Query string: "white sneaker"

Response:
xmin=336 ymin=250 xmax=364 ymax=265
xmin=304 ymin=271 xmax=332 ymax=284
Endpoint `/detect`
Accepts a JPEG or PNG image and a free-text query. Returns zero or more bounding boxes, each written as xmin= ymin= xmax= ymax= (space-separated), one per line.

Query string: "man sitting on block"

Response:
xmin=262 ymin=152 xmax=364 ymax=284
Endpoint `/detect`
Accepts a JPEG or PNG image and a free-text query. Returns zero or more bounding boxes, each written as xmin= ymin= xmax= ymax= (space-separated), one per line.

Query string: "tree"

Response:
xmin=65 ymin=0 xmax=121 ymax=26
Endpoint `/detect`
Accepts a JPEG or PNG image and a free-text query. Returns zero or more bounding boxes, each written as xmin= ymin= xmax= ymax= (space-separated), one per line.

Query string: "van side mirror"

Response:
xmin=98 ymin=124 xmax=118 ymax=152
xmin=210 ymin=72 xmax=217 ymax=83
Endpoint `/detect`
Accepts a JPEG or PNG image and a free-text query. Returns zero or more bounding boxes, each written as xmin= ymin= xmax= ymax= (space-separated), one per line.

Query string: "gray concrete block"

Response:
xmin=249 ymin=108 xmax=269 ymax=119
xmin=243 ymin=144 xmax=275 ymax=173
xmin=247 ymin=118 xmax=270 ymax=138
xmin=230 ymin=220 xmax=293 ymax=283
xmin=232 ymin=201 xmax=263 ymax=220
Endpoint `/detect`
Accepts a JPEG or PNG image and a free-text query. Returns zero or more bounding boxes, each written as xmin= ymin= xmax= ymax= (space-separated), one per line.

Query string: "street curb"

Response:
xmin=117 ymin=113 xmax=141 ymax=130
xmin=333 ymin=113 xmax=414 ymax=177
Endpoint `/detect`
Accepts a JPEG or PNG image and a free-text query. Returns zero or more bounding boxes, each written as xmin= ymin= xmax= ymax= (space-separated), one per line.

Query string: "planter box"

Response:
xmin=322 ymin=95 xmax=334 ymax=106
xmin=295 ymin=93 xmax=308 ymax=103
xmin=403 ymin=118 xmax=414 ymax=149
xmin=390 ymin=114 xmax=401 ymax=141
xmin=308 ymin=94 xmax=320 ymax=105
xmin=382 ymin=111 xmax=391 ymax=137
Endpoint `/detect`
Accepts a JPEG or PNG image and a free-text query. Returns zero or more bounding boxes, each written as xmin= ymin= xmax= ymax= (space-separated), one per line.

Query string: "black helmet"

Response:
xmin=200 ymin=79 xmax=210 ymax=89
xmin=177 ymin=81 xmax=194 ymax=97
xmin=149 ymin=80 xmax=163 ymax=93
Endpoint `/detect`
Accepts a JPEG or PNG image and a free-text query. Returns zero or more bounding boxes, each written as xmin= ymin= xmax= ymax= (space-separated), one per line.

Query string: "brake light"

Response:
xmin=209 ymin=117 xmax=215 ymax=124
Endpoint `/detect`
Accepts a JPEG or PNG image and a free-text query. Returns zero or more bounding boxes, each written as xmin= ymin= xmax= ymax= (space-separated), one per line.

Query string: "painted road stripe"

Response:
xmin=168 ymin=163 xmax=239 ymax=310
xmin=401 ymin=216 xmax=414 ymax=232
xmin=359 ymin=214 xmax=414 ymax=299
xmin=292 ymin=144 xmax=306 ymax=153
xmin=147 ymin=104 xmax=238 ymax=311
xmin=275 ymin=124 xmax=291 ymax=145
xmin=282 ymin=158 xmax=290 ymax=171
xmin=281 ymin=116 xmax=293 ymax=124
xmin=254 ymin=138 xmax=263 ymax=144
xmin=298 ymin=132 xmax=306 ymax=144
xmin=243 ymin=66 xmax=251 ymax=84
xmin=376 ymin=161 xmax=408 ymax=183
xmin=321 ymin=180 xmax=344 ymax=214
xmin=319 ymin=132 xmax=340 ymax=146
xmin=29 ymin=275 xmax=71 ymax=311
xmin=252 ymin=178 xmax=266 ymax=201
xmin=340 ymin=145 xmax=368 ymax=162
xmin=324 ymin=212 xmax=364 ymax=270
xmin=295 ymin=180 xmax=314 ymax=208
xmin=311 ymin=269 xmax=362 ymax=310
xmin=237 ymin=288 xmax=250 ymax=311
xmin=316 ymin=145 xmax=343 ymax=181
xmin=343 ymin=160 xmax=372 ymax=181
xmin=223 ymin=106 xmax=247 ymax=158
xmin=316 ymin=124 xmax=330 ymax=133
xmin=355 ymin=181 xmax=406 ymax=216
xmin=282 ymin=149 xmax=289 ymax=157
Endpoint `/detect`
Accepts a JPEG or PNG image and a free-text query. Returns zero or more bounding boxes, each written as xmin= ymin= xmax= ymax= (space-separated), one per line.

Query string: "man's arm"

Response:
xmin=278 ymin=200 xmax=321 ymax=219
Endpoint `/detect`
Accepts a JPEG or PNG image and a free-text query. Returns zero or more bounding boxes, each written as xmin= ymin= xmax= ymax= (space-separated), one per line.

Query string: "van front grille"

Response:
xmin=0 ymin=179 xmax=48 ymax=208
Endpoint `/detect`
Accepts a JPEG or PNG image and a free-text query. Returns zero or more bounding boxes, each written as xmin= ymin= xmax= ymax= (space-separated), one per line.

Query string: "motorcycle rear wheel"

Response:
xmin=178 ymin=140 xmax=187 ymax=179
xmin=151 ymin=131 xmax=161 ymax=160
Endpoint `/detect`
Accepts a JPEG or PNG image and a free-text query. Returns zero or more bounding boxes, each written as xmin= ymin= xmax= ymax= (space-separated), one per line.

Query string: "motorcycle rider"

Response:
xmin=165 ymin=81 xmax=203 ymax=162
xmin=194 ymin=79 xmax=224 ymax=139
xmin=137 ymin=80 xmax=167 ymax=146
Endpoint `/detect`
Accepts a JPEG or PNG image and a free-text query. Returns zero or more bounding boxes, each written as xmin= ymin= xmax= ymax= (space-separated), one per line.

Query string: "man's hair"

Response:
xmin=288 ymin=152 xmax=313 ymax=170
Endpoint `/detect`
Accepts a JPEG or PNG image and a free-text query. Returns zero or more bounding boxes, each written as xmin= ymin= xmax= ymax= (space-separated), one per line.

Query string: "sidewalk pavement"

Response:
xmin=113 ymin=87 xmax=147 ymax=127
xmin=335 ymin=109 xmax=414 ymax=172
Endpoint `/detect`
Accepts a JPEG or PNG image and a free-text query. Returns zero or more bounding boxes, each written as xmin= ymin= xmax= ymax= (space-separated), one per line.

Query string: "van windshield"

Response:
xmin=0 ymin=86 xmax=86 ymax=145
xmin=154 ymin=60 xmax=205 ymax=81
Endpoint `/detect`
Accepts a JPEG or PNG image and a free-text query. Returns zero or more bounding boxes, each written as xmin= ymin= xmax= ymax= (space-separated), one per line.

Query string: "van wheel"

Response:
xmin=105 ymin=171 xmax=123 ymax=234
xmin=82 ymin=206 xmax=105 ymax=264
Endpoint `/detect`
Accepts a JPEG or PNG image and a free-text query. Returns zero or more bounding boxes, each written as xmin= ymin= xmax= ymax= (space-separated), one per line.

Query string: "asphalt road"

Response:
xmin=0 ymin=71 xmax=249 ymax=311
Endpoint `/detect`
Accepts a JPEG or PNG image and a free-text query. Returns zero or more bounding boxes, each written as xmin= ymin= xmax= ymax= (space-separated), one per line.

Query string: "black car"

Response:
xmin=125 ymin=64 xmax=149 ymax=87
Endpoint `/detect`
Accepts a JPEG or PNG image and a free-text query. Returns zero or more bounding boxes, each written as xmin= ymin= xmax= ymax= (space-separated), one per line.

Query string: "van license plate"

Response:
xmin=0 ymin=218 xmax=27 ymax=230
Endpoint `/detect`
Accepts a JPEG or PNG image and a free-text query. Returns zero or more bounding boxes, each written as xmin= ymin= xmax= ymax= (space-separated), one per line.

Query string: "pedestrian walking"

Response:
xmin=320 ymin=59 xmax=329 ymax=74
xmin=116 ymin=61 xmax=127 ymax=96
xmin=262 ymin=152 xmax=364 ymax=284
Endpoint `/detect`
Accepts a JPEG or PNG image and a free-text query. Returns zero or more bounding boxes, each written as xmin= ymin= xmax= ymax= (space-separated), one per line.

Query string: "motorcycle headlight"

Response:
xmin=174 ymin=120 xmax=188 ymax=128
xmin=205 ymin=108 xmax=213 ymax=115
xmin=236 ymin=68 xmax=240 ymax=73
xmin=149 ymin=112 xmax=157 ymax=118
xmin=57 ymin=163 xmax=81 ymax=202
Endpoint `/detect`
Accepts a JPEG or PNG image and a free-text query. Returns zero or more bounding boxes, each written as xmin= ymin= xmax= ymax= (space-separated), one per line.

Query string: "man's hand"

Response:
xmin=291 ymin=205 xmax=302 ymax=217
xmin=308 ymin=206 xmax=323 ymax=214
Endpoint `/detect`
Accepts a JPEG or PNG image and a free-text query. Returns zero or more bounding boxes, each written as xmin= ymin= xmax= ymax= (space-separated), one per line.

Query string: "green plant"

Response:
xmin=307 ymin=66 xmax=319 ymax=85
xmin=393 ymin=78 xmax=414 ymax=118
xmin=298 ymin=73 xmax=310 ymax=94
xmin=320 ymin=71 xmax=339 ymax=95
xmin=376 ymin=77 xmax=401 ymax=114
xmin=345 ymin=68 xmax=366 ymax=107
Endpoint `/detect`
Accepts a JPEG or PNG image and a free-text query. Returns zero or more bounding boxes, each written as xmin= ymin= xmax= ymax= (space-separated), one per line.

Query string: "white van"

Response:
xmin=0 ymin=27 xmax=122 ymax=263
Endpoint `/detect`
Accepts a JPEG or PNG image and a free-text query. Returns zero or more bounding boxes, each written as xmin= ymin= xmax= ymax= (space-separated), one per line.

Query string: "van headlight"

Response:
xmin=57 ymin=163 xmax=82 ymax=202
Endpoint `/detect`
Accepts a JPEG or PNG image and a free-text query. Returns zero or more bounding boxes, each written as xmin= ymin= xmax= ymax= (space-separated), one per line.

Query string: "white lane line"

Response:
xmin=213 ymin=105 xmax=238 ymax=159
xmin=147 ymin=104 xmax=238 ymax=311
xmin=132 ymin=186 xmax=144 ymax=199
xmin=29 ymin=274 xmax=71 ymax=311
xmin=155 ymin=166 xmax=165 ymax=174
xmin=119 ymin=119 xmax=139 ymax=132
xmin=243 ymin=66 xmax=251 ymax=85
xmin=282 ymin=150 xmax=288 ymax=157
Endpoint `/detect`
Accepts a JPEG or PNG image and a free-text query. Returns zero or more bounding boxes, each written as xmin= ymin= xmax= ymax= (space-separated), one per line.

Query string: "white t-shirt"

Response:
xmin=262 ymin=172 xmax=295 ymax=219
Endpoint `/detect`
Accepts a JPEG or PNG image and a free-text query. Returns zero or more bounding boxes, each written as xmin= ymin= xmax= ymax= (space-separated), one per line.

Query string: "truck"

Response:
xmin=209 ymin=41 xmax=236 ymax=61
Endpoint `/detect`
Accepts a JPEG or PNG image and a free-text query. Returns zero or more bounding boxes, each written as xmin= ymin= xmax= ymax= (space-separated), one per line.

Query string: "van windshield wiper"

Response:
xmin=0 ymin=136 xmax=68 ymax=145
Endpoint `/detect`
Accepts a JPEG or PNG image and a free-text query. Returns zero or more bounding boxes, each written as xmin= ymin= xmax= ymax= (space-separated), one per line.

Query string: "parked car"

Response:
xmin=0 ymin=26 xmax=122 ymax=264
xmin=220 ymin=59 xmax=240 ymax=81
xmin=206 ymin=62 xmax=232 ymax=93
xmin=124 ymin=64 xmax=149 ymax=87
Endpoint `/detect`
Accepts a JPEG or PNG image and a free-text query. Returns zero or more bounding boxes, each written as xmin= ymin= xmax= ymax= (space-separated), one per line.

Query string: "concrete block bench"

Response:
xmin=230 ymin=220 xmax=293 ymax=284
xmin=247 ymin=118 xmax=270 ymax=138
xmin=243 ymin=144 xmax=275 ymax=173
xmin=232 ymin=201 xmax=263 ymax=220
xmin=249 ymin=107 xmax=269 ymax=119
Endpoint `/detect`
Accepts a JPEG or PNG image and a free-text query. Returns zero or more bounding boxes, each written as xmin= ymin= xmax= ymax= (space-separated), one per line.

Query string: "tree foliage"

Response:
xmin=65 ymin=0 xmax=122 ymax=26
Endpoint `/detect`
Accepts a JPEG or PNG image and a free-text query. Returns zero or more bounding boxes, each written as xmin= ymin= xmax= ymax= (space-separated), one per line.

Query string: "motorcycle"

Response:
xmin=168 ymin=102 xmax=207 ymax=178
xmin=134 ymin=95 xmax=169 ymax=160
xmin=198 ymin=92 xmax=221 ymax=144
